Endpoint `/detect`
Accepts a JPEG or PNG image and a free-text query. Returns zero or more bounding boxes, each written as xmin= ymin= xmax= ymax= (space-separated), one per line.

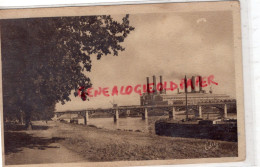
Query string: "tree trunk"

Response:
xmin=19 ymin=110 xmax=24 ymax=125
xmin=25 ymin=111 xmax=32 ymax=130
xmin=25 ymin=119 xmax=32 ymax=130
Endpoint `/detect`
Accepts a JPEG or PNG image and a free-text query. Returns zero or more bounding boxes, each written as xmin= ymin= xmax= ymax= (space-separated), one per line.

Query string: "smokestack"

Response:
xmin=159 ymin=75 xmax=163 ymax=94
xmin=199 ymin=76 xmax=202 ymax=92
xmin=153 ymin=75 xmax=157 ymax=93
xmin=153 ymin=76 xmax=157 ymax=93
xmin=146 ymin=77 xmax=150 ymax=94
xmin=191 ymin=76 xmax=195 ymax=92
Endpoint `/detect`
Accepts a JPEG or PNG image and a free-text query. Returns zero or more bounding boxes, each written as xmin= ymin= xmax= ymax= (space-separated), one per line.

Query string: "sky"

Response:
xmin=56 ymin=11 xmax=236 ymax=111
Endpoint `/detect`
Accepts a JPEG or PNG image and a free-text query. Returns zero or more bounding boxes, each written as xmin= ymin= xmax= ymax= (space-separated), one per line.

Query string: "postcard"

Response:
xmin=0 ymin=1 xmax=245 ymax=166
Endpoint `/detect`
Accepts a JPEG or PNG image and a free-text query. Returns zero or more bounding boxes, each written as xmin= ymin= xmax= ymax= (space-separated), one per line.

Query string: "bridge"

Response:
xmin=55 ymin=101 xmax=236 ymax=125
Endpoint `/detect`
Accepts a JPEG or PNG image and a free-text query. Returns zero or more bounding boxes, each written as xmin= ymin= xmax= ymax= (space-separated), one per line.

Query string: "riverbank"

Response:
xmin=54 ymin=121 xmax=238 ymax=161
xmin=4 ymin=121 xmax=238 ymax=164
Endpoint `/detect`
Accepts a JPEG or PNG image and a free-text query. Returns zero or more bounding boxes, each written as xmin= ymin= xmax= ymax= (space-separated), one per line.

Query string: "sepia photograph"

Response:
xmin=0 ymin=1 xmax=245 ymax=166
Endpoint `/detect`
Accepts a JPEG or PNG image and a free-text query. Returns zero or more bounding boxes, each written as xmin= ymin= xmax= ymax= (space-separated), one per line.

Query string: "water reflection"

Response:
xmin=88 ymin=116 xmax=165 ymax=133
xmin=87 ymin=113 xmax=236 ymax=134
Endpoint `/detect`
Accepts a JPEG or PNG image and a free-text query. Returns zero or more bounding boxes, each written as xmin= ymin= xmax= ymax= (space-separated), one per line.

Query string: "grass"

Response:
xmin=55 ymin=122 xmax=238 ymax=161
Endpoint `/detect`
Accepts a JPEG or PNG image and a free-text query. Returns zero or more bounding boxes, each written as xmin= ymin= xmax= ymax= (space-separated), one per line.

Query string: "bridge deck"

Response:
xmin=55 ymin=102 xmax=236 ymax=114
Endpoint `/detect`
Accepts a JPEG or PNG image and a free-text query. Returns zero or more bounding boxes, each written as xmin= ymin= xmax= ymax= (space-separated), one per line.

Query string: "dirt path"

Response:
xmin=5 ymin=142 xmax=85 ymax=165
xmin=5 ymin=121 xmax=86 ymax=165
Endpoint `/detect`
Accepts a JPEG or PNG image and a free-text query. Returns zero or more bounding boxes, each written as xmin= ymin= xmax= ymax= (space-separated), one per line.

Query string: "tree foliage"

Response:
xmin=1 ymin=15 xmax=134 ymax=125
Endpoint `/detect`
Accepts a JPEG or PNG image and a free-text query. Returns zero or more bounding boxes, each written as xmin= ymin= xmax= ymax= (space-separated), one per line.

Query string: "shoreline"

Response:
xmin=54 ymin=121 xmax=238 ymax=161
xmin=4 ymin=121 xmax=238 ymax=164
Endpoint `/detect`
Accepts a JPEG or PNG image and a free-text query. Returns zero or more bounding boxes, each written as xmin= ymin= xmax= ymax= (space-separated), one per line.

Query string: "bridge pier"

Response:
xmin=169 ymin=107 xmax=175 ymax=120
xmin=126 ymin=109 xmax=131 ymax=116
xmin=142 ymin=108 xmax=148 ymax=120
xmin=224 ymin=104 xmax=227 ymax=118
xmin=199 ymin=106 xmax=202 ymax=119
xmin=114 ymin=109 xmax=119 ymax=122
xmin=84 ymin=111 xmax=89 ymax=125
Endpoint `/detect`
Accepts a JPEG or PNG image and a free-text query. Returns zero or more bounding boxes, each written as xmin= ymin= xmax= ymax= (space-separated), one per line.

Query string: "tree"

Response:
xmin=1 ymin=15 xmax=134 ymax=128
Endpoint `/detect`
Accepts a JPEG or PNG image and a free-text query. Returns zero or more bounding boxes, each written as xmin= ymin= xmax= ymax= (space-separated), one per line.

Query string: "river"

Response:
xmin=88 ymin=116 xmax=167 ymax=134
xmin=87 ymin=113 xmax=237 ymax=134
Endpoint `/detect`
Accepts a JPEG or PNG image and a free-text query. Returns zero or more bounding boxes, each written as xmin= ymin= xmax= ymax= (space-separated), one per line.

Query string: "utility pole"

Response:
xmin=184 ymin=75 xmax=188 ymax=120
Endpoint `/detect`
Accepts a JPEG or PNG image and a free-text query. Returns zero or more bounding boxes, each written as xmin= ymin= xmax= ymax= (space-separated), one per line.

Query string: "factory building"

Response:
xmin=140 ymin=75 xmax=235 ymax=106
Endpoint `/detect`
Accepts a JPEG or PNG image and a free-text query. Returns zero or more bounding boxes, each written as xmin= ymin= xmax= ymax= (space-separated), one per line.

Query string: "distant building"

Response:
xmin=160 ymin=93 xmax=234 ymax=105
xmin=140 ymin=75 xmax=235 ymax=106
xmin=71 ymin=115 xmax=85 ymax=124
xmin=57 ymin=113 xmax=78 ymax=123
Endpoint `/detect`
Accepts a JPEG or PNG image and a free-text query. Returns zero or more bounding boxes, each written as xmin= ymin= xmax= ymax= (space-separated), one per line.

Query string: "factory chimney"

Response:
xmin=153 ymin=75 xmax=157 ymax=93
xmin=191 ymin=76 xmax=195 ymax=93
xmin=198 ymin=76 xmax=202 ymax=92
xmin=146 ymin=77 xmax=150 ymax=94
xmin=159 ymin=75 xmax=163 ymax=94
